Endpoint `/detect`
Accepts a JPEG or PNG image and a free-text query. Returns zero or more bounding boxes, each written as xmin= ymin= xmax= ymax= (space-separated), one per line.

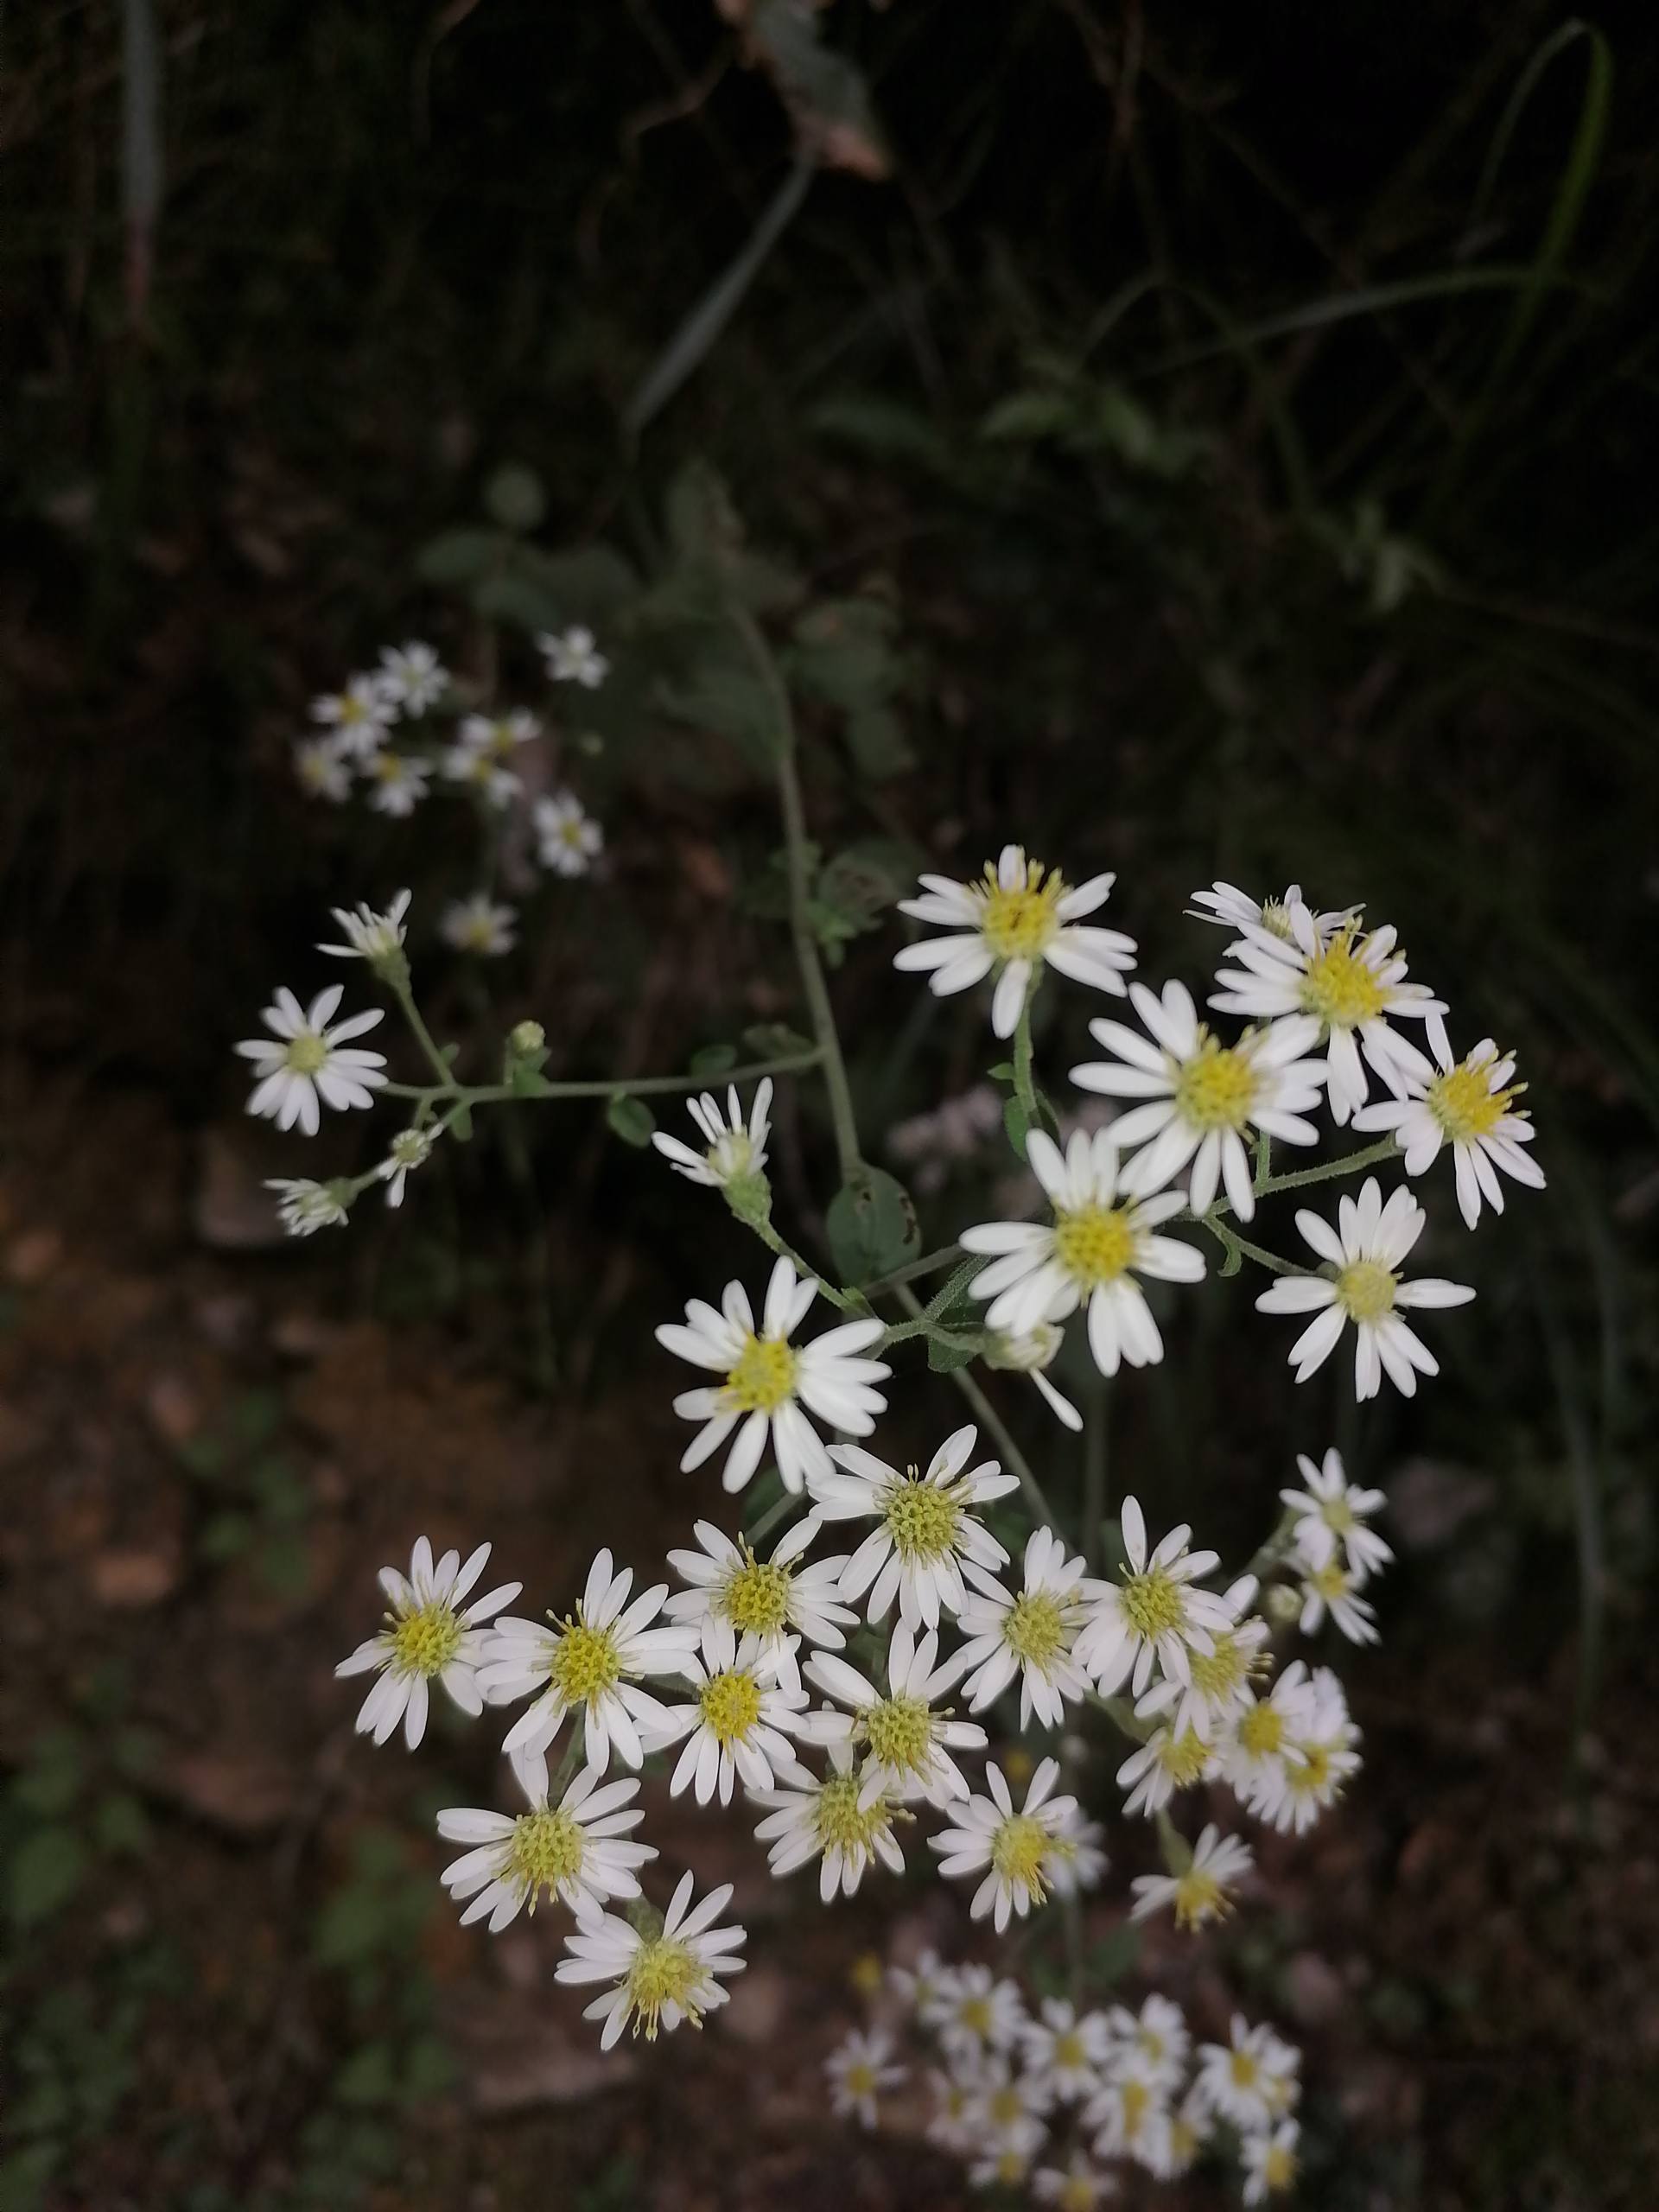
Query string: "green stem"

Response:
xmin=391 ymin=977 xmax=457 ymax=1091
xmin=1244 ymin=1505 xmax=1300 ymax=1583
xmin=379 ymin=1046 xmax=823 ymax=1109
xmin=1082 ymin=1374 xmax=1109 ymax=1574
xmin=1199 ymin=1216 xmax=1311 ymax=1278
xmin=862 ymin=1244 xmax=966 ymax=1300
xmin=748 ymin=1214 xmax=864 ymax=1313
xmin=1084 ymin=1688 xmax=1153 ymax=1745
xmin=1012 ymin=1000 xmax=1039 ymax=1124
xmin=1154 ymin=1808 xmax=1192 ymax=1875
xmin=1259 ymin=1135 xmax=1400 ymax=1198
xmin=897 ymin=1287 xmax=1062 ymax=1533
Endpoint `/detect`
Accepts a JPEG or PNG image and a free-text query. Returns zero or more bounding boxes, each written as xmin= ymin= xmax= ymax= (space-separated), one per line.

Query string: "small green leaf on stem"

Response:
xmin=606 ymin=1094 xmax=657 ymax=1148
xmin=827 ymin=1164 xmax=920 ymax=1285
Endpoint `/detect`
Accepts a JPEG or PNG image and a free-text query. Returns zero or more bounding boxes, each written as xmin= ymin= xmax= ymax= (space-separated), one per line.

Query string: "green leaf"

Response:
xmin=1003 ymin=1096 xmax=1030 ymax=1159
xmin=334 ymin=2041 xmax=397 ymax=2107
xmin=1086 ymin=1921 xmax=1142 ymax=1989
xmin=0 ymin=2141 xmax=61 ymax=2212
xmin=688 ymin=1044 xmax=738 ymax=1078
xmin=978 ymin=388 xmax=1076 ymax=442
xmin=482 ymin=462 xmax=546 ymax=534
xmin=93 ymin=1790 xmax=149 ymax=1857
xmin=8 ymin=1828 xmax=87 ymax=1928
xmin=11 ymin=1728 xmax=84 ymax=1820
xmin=606 ymin=1095 xmax=656 ymax=1148
xmin=845 ymin=703 xmax=913 ymax=779
xmin=926 ymin=1332 xmax=978 ymax=1375
xmin=658 ymin=651 xmax=783 ymax=772
xmin=414 ymin=527 xmax=505 ymax=588
xmin=826 ymin=1166 xmax=919 ymax=1285
xmin=199 ymin=1510 xmax=252 ymax=1562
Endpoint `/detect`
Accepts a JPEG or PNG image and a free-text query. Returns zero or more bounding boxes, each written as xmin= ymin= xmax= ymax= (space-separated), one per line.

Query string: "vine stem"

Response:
xmin=896 ymin=1285 xmax=1063 ymax=1534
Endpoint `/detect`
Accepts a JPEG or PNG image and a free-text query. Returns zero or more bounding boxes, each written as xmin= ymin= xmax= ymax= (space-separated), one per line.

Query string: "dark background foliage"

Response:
xmin=2 ymin=3 xmax=1656 ymax=2209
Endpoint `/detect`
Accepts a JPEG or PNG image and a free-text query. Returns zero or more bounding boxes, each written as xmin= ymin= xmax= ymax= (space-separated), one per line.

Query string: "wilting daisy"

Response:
xmin=1072 ymin=1496 xmax=1232 ymax=1697
xmin=295 ymin=735 xmax=351 ymax=802
xmin=962 ymin=1128 xmax=1205 ymax=1376
xmin=1293 ymin=1545 xmax=1379 ymax=1645
xmin=826 ymin=2027 xmax=906 ymax=2129
xmin=1022 ymin=1999 xmax=1115 ymax=2105
xmin=1117 ymin=1720 xmax=1218 ymax=1817
xmin=664 ymin=1514 xmax=854 ymax=1692
xmin=804 ymin=1620 xmax=988 ymax=1809
xmin=556 ymin=1871 xmax=744 ymax=2048
xmin=362 ymin=747 xmax=432 ymax=817
xmin=655 ymin=1255 xmax=889 ymax=1496
xmin=1255 ymin=1177 xmax=1475 ymax=1399
xmin=267 ymin=1177 xmax=350 ymax=1236
xmin=954 ymin=1525 xmax=1103 ymax=1728
xmin=319 ymin=890 xmax=412 ymax=968
xmin=1071 ymin=982 xmax=1326 ymax=1221
xmin=1353 ymin=1031 xmax=1543 ymax=1228
xmin=375 ymin=640 xmax=447 ymax=713
xmin=1279 ymin=1446 xmax=1392 ymax=1575
xmin=934 ymin=1963 xmax=1027 ymax=2060
xmin=236 ymin=983 xmax=386 ymax=1135
xmin=1047 ymin=1802 xmax=1108 ymax=1896
xmin=752 ymin=1738 xmax=907 ymax=1900
xmin=1211 ymin=914 xmax=1444 ymax=1125
xmin=440 ymin=892 xmax=518 ymax=957
xmin=642 ymin=1618 xmax=808 ymax=1807
xmin=893 ymin=843 xmax=1137 ymax=1038
xmin=335 ymin=1537 xmax=520 ymax=1751
xmin=652 ymin=1079 xmax=772 ymax=1190
xmin=1187 ymin=880 xmax=1356 ymax=941
xmin=810 ymin=1424 xmax=1017 ymax=1632
xmin=929 ymin=1758 xmax=1079 ymax=1932
xmin=311 ymin=673 xmax=394 ymax=758
xmin=1243 ymin=1667 xmax=1361 ymax=1835
xmin=437 ymin=1763 xmax=653 ymax=1930
xmin=482 ymin=1548 xmax=698 ymax=1776
xmin=1130 ymin=1823 xmax=1254 ymax=1930
xmin=982 ymin=1320 xmax=1082 ymax=1431
xmin=534 ymin=789 xmax=603 ymax=875
xmin=1033 ymin=2151 xmax=1116 ymax=2209
xmin=440 ymin=740 xmax=522 ymax=809
xmin=1195 ymin=2016 xmax=1300 ymax=2133
xmin=538 ymin=624 xmax=608 ymax=688
xmin=1243 ymin=2120 xmax=1301 ymax=2203
xmin=377 ymin=1124 xmax=435 ymax=1207
xmin=1133 ymin=1585 xmax=1268 ymax=1741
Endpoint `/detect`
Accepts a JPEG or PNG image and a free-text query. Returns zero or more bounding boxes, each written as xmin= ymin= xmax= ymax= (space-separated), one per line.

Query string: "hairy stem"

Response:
xmin=897 ymin=1286 xmax=1062 ymax=1532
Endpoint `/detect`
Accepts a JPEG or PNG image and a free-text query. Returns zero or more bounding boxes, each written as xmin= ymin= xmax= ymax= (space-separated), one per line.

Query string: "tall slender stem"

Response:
xmin=898 ymin=1286 xmax=1062 ymax=1533
xmin=1082 ymin=1374 xmax=1109 ymax=1573
xmin=380 ymin=1046 xmax=823 ymax=1109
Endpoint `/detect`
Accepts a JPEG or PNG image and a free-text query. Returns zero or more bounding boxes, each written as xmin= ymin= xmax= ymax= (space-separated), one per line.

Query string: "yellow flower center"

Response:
xmin=1308 ymin=1560 xmax=1351 ymax=1601
xmin=883 ymin=1475 xmax=963 ymax=1564
xmin=1118 ymin=1565 xmax=1185 ymax=1643
xmin=1300 ymin=931 xmax=1386 ymax=1030
xmin=505 ymin=1806 xmax=585 ymax=1907
xmin=338 ymin=695 xmax=370 ymax=724
xmin=978 ymin=859 xmax=1066 ymax=962
xmin=1052 ymin=1203 xmax=1138 ymax=1288
xmin=958 ymin=1996 xmax=994 ymax=2038
xmin=721 ymin=1334 xmax=798 ymax=1414
xmin=1004 ymin=1590 xmax=1069 ymax=1673
xmin=816 ymin=1771 xmax=893 ymax=1858
xmin=1230 ymin=2050 xmax=1261 ymax=2089
xmin=989 ymin=1813 xmax=1053 ymax=1901
xmin=284 ymin=1032 xmax=329 ymax=1076
xmin=372 ymin=751 xmax=406 ymax=783
xmin=708 ymin=1130 xmax=756 ymax=1181
xmin=549 ymin=1617 xmax=622 ymax=1707
xmin=1258 ymin=899 xmax=1295 ymax=939
xmin=1320 ymin=1494 xmax=1356 ymax=1534
xmin=389 ymin=1601 xmax=462 ymax=1677
xmin=1427 ymin=1055 xmax=1517 ymax=1144
xmin=1059 ymin=2179 xmax=1096 ymax=2212
xmin=558 ymin=817 xmax=586 ymax=848
xmin=843 ymin=2059 xmax=877 ymax=2099
xmin=1188 ymin=1628 xmax=1254 ymax=1702
xmin=1122 ymin=2076 xmax=1150 ymax=2138
xmin=1292 ymin=1741 xmax=1336 ymax=1795
xmin=624 ymin=1935 xmax=705 ymax=2039
xmin=1053 ymin=2031 xmax=1087 ymax=2069
xmin=1337 ymin=1258 xmax=1396 ymax=1322
xmin=721 ymin=1548 xmax=792 ymax=1636
xmin=1154 ymin=1728 xmax=1211 ymax=1789
xmin=988 ymin=2084 xmax=1026 ymax=2128
xmin=995 ymin=2150 xmax=1025 ymax=2186
xmin=1237 ymin=1702 xmax=1284 ymax=1758
xmin=1169 ymin=2117 xmax=1199 ymax=2164
xmin=1173 ymin=1033 xmax=1258 ymax=1132
xmin=698 ymin=1668 xmax=763 ymax=1745
xmin=865 ymin=1694 xmax=933 ymax=1777
xmin=849 ymin=1952 xmax=883 ymax=1996
xmin=1264 ymin=2140 xmax=1297 ymax=2189
xmin=1173 ymin=1867 xmax=1227 ymax=1929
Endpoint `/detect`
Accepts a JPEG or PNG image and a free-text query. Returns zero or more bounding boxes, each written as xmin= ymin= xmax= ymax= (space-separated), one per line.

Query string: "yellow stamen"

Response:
xmin=1300 ymin=927 xmax=1386 ymax=1030
xmin=1052 ymin=1203 xmax=1137 ymax=1287
xmin=1173 ymin=1033 xmax=1258 ymax=1131
xmin=721 ymin=1334 xmax=798 ymax=1414
xmin=698 ymin=1669 xmax=763 ymax=1745
xmin=1336 ymin=1258 xmax=1396 ymax=1321
xmin=977 ymin=856 xmax=1066 ymax=962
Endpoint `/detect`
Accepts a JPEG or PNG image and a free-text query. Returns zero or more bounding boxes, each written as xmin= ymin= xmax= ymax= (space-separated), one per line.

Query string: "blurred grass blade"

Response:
xmin=1466 ymin=20 xmax=1609 ymax=246
xmin=624 ymin=156 xmax=814 ymax=443
xmin=120 ymin=0 xmax=164 ymax=327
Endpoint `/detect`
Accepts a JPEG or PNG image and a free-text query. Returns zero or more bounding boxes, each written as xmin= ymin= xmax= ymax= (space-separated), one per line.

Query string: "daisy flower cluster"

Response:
xmin=824 ymin=1953 xmax=1302 ymax=2202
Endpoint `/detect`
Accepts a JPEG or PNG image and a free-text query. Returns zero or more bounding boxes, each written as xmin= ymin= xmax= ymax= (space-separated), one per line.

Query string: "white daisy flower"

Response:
xmin=266 ymin=1177 xmax=350 ymax=1236
xmin=1116 ymin=1720 xmax=1217 ymax=1818
xmin=655 ymin=1255 xmax=889 ymax=1497
xmin=1242 ymin=1667 xmax=1360 ymax=1834
xmin=1254 ymin=1177 xmax=1475 ymax=1399
xmin=641 ymin=1618 xmax=808 ymax=1807
xmin=652 ymin=1079 xmax=772 ymax=1190
xmin=893 ymin=843 xmax=1136 ymax=1039
xmin=1278 ymin=1446 xmax=1392 ymax=1575
xmin=1071 ymin=982 xmax=1327 ymax=1222
xmin=929 ymin=1757 xmax=1078 ymax=1931
xmin=375 ymin=640 xmax=447 ymax=714
xmin=538 ymin=624 xmax=609 ymax=689
xmin=458 ymin=708 xmax=541 ymax=759
xmin=889 ymin=1948 xmax=950 ymax=2016
xmin=440 ymin=892 xmax=518 ymax=957
xmin=534 ymin=789 xmax=604 ymax=875
xmin=1107 ymin=1992 xmax=1189 ymax=2089
xmin=925 ymin=2062 xmax=982 ymax=2154
xmin=826 ymin=2027 xmax=906 ymax=2129
xmin=954 ymin=1524 xmax=1104 ymax=1728
xmin=981 ymin=1320 xmax=1083 ymax=1431
xmin=969 ymin=2131 xmax=1045 ymax=2194
xmin=961 ymin=1128 xmax=1205 ymax=1378
xmin=1072 ymin=1495 xmax=1232 ymax=1697
xmin=377 ymin=1124 xmax=435 ymax=1207
xmin=555 ymin=1870 xmax=744 ymax=2048
xmin=235 ymin=983 xmax=386 ymax=1135
xmin=1131 ymin=1578 xmax=1266 ymax=1741
xmin=1293 ymin=1545 xmax=1379 ymax=1644
xmin=810 ymin=1423 xmax=1017 ymax=1632
xmin=967 ymin=2055 xmax=1055 ymax=2143
xmin=295 ymin=735 xmax=351 ymax=802
xmin=803 ymin=1620 xmax=988 ymax=1809
xmin=437 ymin=1761 xmax=653 ymax=1931
xmin=664 ymin=1513 xmax=855 ymax=1694
xmin=1194 ymin=2016 xmax=1300 ymax=2133
xmin=362 ymin=747 xmax=432 ymax=817
xmin=440 ymin=741 xmax=522 ymax=808
xmin=481 ymin=1548 xmax=699 ymax=1777
xmin=933 ymin=1962 xmax=1027 ymax=2061
xmin=311 ymin=673 xmax=394 ymax=758
xmin=1242 ymin=2120 xmax=1301 ymax=2203
xmin=1129 ymin=1821 xmax=1255 ymax=1929
xmin=1211 ymin=913 xmax=1445 ymax=1125
xmin=335 ymin=1537 xmax=520 ymax=1751
xmin=1187 ymin=880 xmax=1356 ymax=941
xmin=1033 ymin=2150 xmax=1116 ymax=2209
xmin=318 ymin=890 xmax=412 ymax=965
xmin=1352 ymin=1031 xmax=1543 ymax=1228
xmin=1046 ymin=1802 xmax=1108 ymax=1896
xmin=1219 ymin=1662 xmax=1311 ymax=1797
xmin=1084 ymin=2054 xmax=1171 ymax=2169
xmin=751 ymin=1738 xmax=907 ymax=1900
xmin=1020 ymin=1999 xmax=1115 ymax=2105
xmin=1156 ymin=2086 xmax=1216 ymax=2180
